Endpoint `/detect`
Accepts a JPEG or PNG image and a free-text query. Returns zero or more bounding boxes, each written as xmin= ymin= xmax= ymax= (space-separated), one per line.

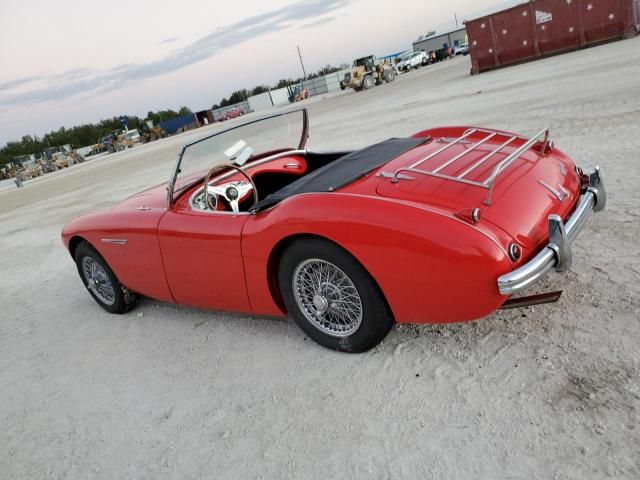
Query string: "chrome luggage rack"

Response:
xmin=390 ymin=128 xmax=550 ymax=205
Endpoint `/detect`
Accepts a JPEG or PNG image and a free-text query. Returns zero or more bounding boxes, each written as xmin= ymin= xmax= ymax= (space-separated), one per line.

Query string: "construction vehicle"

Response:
xmin=287 ymin=84 xmax=310 ymax=103
xmin=100 ymin=131 xmax=132 ymax=153
xmin=141 ymin=125 xmax=168 ymax=143
xmin=116 ymin=132 xmax=134 ymax=149
xmin=340 ymin=55 xmax=396 ymax=91
xmin=39 ymin=158 xmax=58 ymax=174
xmin=23 ymin=160 xmax=43 ymax=178
xmin=3 ymin=163 xmax=24 ymax=182
xmin=51 ymin=151 xmax=85 ymax=168
xmin=41 ymin=146 xmax=84 ymax=168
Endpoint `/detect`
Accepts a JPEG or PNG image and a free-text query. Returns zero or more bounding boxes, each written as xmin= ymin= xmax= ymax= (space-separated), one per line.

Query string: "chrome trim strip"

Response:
xmin=101 ymin=238 xmax=128 ymax=245
xmin=497 ymin=167 xmax=605 ymax=296
xmin=377 ymin=172 xmax=415 ymax=180
xmin=538 ymin=180 xmax=569 ymax=202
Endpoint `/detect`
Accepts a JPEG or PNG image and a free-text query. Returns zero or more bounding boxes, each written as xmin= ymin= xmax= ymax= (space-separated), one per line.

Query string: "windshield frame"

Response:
xmin=167 ymin=108 xmax=309 ymax=207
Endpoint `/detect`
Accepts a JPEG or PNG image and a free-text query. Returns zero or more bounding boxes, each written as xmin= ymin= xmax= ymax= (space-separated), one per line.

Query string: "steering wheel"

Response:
xmin=203 ymin=164 xmax=259 ymax=213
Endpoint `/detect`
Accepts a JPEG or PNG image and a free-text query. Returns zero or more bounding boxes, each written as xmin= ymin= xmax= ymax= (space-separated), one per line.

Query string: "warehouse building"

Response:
xmin=412 ymin=27 xmax=468 ymax=53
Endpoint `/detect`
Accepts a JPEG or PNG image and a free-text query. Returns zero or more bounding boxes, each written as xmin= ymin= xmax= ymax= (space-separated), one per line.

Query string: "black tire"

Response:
xmin=362 ymin=75 xmax=374 ymax=90
xmin=421 ymin=56 xmax=428 ymax=66
xmin=278 ymin=238 xmax=394 ymax=353
xmin=384 ymin=69 xmax=395 ymax=83
xmin=74 ymin=241 xmax=137 ymax=314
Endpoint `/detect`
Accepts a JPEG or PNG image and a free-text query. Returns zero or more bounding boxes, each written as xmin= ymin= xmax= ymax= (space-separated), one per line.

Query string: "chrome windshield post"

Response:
xmin=167 ymin=146 xmax=187 ymax=208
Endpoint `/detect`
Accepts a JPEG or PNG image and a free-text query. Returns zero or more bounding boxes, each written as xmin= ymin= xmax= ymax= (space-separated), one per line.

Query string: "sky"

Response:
xmin=0 ymin=0 xmax=523 ymax=146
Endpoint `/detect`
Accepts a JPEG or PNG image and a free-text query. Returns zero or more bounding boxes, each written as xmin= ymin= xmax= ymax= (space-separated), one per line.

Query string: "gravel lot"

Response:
xmin=1 ymin=36 xmax=639 ymax=479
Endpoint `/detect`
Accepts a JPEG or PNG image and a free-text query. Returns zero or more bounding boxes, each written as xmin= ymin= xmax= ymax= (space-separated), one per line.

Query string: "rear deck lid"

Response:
xmin=375 ymin=127 xmax=582 ymax=249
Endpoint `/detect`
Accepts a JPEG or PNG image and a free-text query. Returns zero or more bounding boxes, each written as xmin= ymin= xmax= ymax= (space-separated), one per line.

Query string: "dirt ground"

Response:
xmin=1 ymin=36 xmax=639 ymax=479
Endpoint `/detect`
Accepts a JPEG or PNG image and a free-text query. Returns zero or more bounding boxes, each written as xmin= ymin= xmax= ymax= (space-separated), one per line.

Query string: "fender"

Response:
xmin=61 ymin=208 xmax=174 ymax=302
xmin=242 ymin=192 xmax=513 ymax=323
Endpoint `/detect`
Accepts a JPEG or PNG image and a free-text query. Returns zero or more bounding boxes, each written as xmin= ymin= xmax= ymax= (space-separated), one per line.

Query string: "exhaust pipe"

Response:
xmin=499 ymin=291 xmax=562 ymax=310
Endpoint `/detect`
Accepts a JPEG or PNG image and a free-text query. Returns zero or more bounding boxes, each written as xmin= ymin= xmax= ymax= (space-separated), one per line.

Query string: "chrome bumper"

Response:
xmin=497 ymin=167 xmax=606 ymax=296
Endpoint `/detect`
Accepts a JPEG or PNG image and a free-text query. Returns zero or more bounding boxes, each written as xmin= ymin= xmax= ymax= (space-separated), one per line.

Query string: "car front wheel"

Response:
xmin=278 ymin=238 xmax=394 ymax=353
xmin=74 ymin=241 xmax=137 ymax=314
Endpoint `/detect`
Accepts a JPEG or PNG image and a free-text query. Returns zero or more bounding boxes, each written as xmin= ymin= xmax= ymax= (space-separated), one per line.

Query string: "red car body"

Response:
xmin=218 ymin=107 xmax=244 ymax=122
xmin=62 ymin=112 xmax=605 ymax=328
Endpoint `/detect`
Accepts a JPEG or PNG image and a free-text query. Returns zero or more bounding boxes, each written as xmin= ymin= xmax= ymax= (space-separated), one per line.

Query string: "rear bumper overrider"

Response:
xmin=497 ymin=166 xmax=606 ymax=296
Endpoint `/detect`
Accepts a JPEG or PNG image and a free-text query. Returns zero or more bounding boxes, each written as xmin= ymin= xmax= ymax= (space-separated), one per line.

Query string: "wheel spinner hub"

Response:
xmin=312 ymin=294 xmax=329 ymax=314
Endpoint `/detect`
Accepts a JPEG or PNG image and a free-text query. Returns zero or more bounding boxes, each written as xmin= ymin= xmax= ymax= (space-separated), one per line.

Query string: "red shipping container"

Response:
xmin=466 ymin=0 xmax=639 ymax=74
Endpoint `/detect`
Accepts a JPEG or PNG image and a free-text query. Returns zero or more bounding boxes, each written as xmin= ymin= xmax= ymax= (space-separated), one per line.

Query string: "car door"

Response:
xmin=157 ymin=207 xmax=251 ymax=313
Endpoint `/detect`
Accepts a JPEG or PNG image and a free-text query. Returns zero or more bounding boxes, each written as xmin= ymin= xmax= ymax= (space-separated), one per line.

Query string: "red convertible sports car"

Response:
xmin=62 ymin=109 xmax=605 ymax=352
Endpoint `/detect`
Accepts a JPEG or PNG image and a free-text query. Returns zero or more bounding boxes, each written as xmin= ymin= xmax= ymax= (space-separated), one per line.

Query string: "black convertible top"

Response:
xmin=252 ymin=137 xmax=427 ymax=212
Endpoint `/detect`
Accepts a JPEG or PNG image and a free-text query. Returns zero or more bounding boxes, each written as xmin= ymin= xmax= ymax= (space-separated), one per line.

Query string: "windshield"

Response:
xmin=169 ymin=109 xmax=307 ymax=202
xmin=354 ymin=57 xmax=375 ymax=68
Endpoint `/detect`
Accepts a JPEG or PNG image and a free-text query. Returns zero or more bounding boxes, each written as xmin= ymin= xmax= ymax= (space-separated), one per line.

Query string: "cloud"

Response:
xmin=0 ymin=0 xmax=350 ymax=107
xmin=0 ymin=76 xmax=39 ymax=92
xmin=299 ymin=16 xmax=338 ymax=30
xmin=159 ymin=37 xmax=181 ymax=45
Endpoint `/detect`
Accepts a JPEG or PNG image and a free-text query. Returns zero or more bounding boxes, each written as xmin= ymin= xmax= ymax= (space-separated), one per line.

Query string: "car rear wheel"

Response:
xmin=278 ymin=238 xmax=394 ymax=353
xmin=74 ymin=241 xmax=137 ymax=314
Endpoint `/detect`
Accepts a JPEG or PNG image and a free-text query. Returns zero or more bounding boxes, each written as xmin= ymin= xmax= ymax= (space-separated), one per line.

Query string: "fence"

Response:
xmin=209 ymin=69 xmax=351 ymax=120
xmin=269 ymin=87 xmax=291 ymax=107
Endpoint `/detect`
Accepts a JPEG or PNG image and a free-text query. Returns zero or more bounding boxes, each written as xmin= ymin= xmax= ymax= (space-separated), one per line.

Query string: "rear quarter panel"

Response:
xmin=242 ymin=193 xmax=512 ymax=324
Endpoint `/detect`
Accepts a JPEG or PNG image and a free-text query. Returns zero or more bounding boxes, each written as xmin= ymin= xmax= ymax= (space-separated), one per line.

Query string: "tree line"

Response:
xmin=1 ymin=63 xmax=347 ymax=168
xmin=0 ymin=107 xmax=192 ymax=168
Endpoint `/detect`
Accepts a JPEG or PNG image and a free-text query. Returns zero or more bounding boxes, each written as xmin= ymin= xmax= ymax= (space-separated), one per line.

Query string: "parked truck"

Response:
xmin=340 ymin=55 xmax=396 ymax=91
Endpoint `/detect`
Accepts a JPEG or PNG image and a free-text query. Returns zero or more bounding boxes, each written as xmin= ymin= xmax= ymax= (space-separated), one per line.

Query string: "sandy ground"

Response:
xmin=1 ymin=37 xmax=640 ymax=479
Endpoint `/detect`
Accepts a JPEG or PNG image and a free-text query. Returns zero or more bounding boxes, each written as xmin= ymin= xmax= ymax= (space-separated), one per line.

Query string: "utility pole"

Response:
xmin=455 ymin=13 xmax=459 ymax=28
xmin=297 ymin=45 xmax=307 ymax=80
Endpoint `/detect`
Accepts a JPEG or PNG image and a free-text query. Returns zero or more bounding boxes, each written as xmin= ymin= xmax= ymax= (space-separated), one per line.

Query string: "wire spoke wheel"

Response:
xmin=81 ymin=256 xmax=116 ymax=306
xmin=292 ymin=259 xmax=363 ymax=337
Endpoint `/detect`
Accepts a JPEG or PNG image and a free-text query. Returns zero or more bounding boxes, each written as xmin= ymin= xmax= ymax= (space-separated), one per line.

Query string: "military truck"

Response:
xmin=340 ymin=55 xmax=396 ymax=91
